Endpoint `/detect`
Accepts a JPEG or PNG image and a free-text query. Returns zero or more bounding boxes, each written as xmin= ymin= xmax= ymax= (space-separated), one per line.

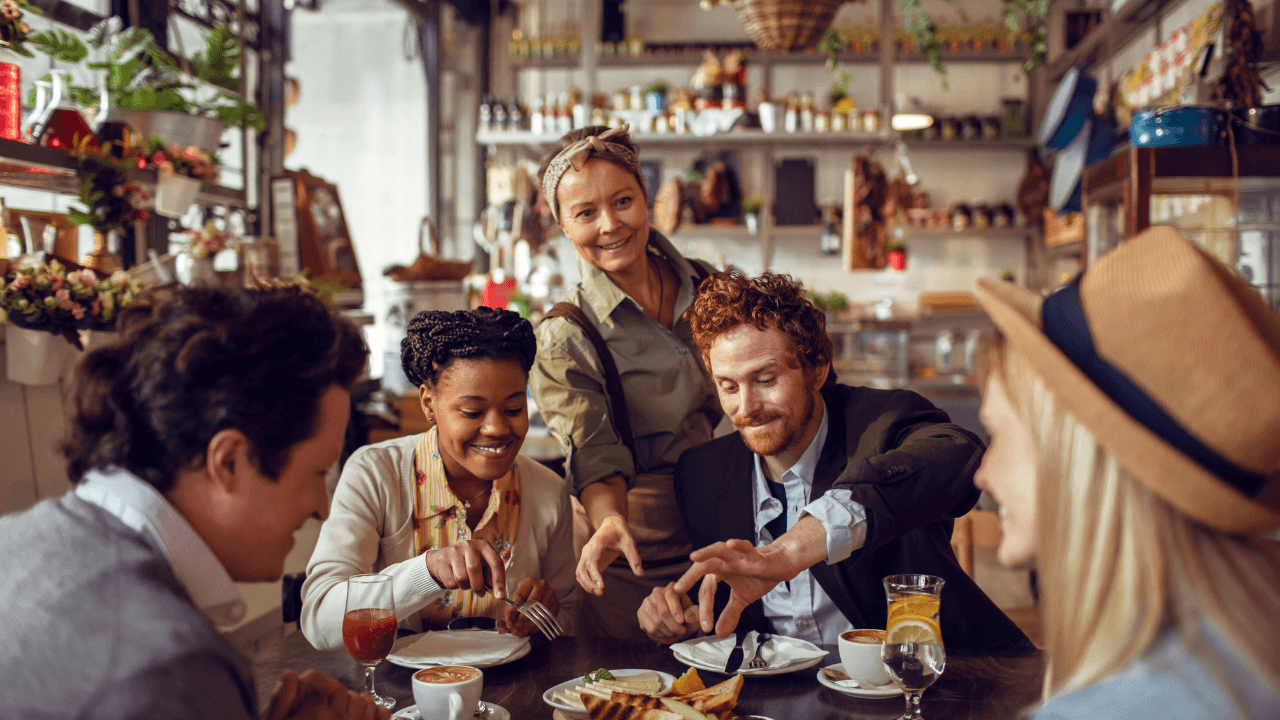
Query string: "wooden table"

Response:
xmin=252 ymin=629 xmax=1044 ymax=719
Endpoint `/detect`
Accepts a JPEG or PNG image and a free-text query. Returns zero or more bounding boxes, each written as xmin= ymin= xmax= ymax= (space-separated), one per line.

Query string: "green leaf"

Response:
xmin=29 ymin=28 xmax=88 ymax=62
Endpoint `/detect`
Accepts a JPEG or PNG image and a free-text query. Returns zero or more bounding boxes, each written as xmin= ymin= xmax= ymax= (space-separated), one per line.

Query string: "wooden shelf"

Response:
xmin=512 ymin=48 xmax=1036 ymax=70
xmin=902 ymin=226 xmax=1036 ymax=239
xmin=477 ymin=129 xmax=1038 ymax=151
xmin=0 ymin=138 xmax=247 ymax=208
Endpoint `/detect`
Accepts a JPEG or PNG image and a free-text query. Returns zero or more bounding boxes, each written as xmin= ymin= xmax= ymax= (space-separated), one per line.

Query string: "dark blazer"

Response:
xmin=673 ymin=383 xmax=1032 ymax=651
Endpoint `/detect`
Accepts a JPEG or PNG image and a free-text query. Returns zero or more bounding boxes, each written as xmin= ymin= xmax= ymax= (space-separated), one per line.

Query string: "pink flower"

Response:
xmin=91 ymin=298 xmax=102 ymax=316
xmin=56 ymin=288 xmax=74 ymax=311
xmin=71 ymin=303 xmax=85 ymax=320
xmin=10 ymin=275 xmax=28 ymax=290
xmin=79 ymin=270 xmax=98 ymax=289
xmin=159 ymin=160 xmax=175 ymax=176
xmin=151 ymin=151 xmax=166 ymax=166
xmin=50 ymin=274 xmax=62 ymax=291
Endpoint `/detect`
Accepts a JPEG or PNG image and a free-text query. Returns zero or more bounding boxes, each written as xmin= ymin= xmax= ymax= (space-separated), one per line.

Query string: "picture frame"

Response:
xmin=286 ymin=169 xmax=362 ymax=288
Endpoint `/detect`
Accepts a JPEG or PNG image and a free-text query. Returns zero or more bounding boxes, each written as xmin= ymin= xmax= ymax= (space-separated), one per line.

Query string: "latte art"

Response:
xmin=415 ymin=665 xmax=481 ymax=684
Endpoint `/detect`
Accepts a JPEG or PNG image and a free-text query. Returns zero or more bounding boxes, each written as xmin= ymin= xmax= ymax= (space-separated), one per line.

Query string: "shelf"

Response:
xmin=0 ymin=138 xmax=247 ymax=208
xmin=904 ymin=138 xmax=1037 ymax=150
xmin=512 ymin=48 xmax=1036 ymax=70
xmin=478 ymin=129 xmax=1040 ymax=151
xmin=901 ymin=226 xmax=1036 ymax=239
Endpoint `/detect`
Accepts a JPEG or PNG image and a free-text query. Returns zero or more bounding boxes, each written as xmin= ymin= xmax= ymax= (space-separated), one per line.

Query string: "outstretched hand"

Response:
xmin=673 ymin=538 xmax=799 ymax=638
xmin=576 ymin=515 xmax=643 ymax=596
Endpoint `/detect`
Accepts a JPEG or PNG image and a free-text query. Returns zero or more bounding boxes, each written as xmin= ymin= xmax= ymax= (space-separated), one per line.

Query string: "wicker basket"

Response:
xmin=733 ymin=0 xmax=845 ymax=52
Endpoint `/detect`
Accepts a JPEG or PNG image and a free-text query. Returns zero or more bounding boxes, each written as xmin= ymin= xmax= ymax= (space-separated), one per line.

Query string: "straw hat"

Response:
xmin=974 ymin=225 xmax=1280 ymax=534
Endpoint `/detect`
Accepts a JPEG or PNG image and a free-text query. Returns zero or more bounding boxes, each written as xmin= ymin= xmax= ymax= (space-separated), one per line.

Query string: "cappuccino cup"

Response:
xmin=838 ymin=629 xmax=890 ymax=686
xmin=412 ymin=665 xmax=483 ymax=720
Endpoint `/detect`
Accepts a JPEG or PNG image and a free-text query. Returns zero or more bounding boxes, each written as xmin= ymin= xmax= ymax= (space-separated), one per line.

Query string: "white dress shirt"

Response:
xmin=752 ymin=407 xmax=868 ymax=646
xmin=75 ymin=467 xmax=247 ymax=628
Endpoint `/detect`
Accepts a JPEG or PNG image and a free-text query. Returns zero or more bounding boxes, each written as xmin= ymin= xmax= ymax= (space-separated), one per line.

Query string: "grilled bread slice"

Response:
xmin=583 ymin=693 xmax=683 ymax=720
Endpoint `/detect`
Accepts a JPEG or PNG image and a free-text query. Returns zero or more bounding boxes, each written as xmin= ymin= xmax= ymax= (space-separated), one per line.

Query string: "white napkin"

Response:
xmin=673 ymin=633 xmax=826 ymax=671
xmin=388 ymin=630 xmax=528 ymax=666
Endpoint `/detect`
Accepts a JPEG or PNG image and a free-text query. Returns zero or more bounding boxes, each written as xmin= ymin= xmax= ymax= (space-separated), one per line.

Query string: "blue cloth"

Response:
xmin=1035 ymin=625 xmax=1279 ymax=720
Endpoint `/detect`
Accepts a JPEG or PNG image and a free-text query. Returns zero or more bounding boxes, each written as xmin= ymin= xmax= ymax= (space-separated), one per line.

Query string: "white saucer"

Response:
xmin=391 ymin=701 xmax=510 ymax=720
xmin=815 ymin=664 xmax=903 ymax=698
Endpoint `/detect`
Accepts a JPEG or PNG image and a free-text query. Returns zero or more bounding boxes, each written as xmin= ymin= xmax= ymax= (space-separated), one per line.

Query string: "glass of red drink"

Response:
xmin=343 ymin=573 xmax=398 ymax=709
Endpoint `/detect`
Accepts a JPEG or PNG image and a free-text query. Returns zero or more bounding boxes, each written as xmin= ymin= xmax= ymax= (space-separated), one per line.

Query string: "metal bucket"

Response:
xmin=109 ymin=109 xmax=226 ymax=151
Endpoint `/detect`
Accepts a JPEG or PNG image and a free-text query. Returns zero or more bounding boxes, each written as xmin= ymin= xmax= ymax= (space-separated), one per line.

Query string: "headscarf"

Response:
xmin=542 ymin=124 xmax=647 ymax=222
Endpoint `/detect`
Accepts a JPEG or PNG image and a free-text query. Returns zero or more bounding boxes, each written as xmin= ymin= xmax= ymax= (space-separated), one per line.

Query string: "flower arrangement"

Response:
xmin=0 ymin=0 xmax=37 ymax=57
xmin=185 ymin=219 xmax=231 ymax=258
xmin=67 ymin=140 xmax=151 ymax=232
xmin=136 ymin=134 xmax=220 ymax=184
xmin=0 ymin=259 xmax=147 ymax=348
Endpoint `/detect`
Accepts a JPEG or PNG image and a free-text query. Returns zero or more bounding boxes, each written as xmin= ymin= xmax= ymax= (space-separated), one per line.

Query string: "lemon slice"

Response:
xmin=888 ymin=595 xmax=941 ymax=620
xmin=886 ymin=617 xmax=941 ymax=644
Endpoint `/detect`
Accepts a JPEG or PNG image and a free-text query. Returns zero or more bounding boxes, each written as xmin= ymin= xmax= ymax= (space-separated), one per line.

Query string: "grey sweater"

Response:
xmin=0 ymin=492 xmax=257 ymax=720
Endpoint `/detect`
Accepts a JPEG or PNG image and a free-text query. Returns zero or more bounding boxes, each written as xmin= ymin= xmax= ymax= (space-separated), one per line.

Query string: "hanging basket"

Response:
xmin=732 ymin=0 xmax=845 ymax=52
xmin=5 ymin=323 xmax=71 ymax=386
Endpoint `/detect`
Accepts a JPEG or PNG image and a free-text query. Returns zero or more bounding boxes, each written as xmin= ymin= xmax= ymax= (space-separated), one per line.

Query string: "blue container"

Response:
xmin=1130 ymin=107 xmax=1224 ymax=147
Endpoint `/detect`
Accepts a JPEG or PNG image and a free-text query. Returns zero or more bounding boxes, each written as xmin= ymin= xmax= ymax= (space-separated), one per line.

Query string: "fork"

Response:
xmin=491 ymin=590 xmax=563 ymax=641
xmin=747 ymin=633 xmax=772 ymax=669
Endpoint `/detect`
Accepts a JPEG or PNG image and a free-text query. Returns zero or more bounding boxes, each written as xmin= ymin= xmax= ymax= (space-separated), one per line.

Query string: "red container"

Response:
xmin=0 ymin=60 xmax=19 ymax=141
xmin=887 ymin=250 xmax=907 ymax=271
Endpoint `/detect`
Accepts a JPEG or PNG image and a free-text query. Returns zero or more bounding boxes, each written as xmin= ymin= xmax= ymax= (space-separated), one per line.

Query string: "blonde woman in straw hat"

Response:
xmin=530 ymin=125 xmax=723 ymax=637
xmin=972 ymin=225 xmax=1280 ymax=719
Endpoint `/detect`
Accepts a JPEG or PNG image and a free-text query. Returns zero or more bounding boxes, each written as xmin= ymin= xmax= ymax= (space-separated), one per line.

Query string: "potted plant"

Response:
xmin=887 ymin=238 xmax=908 ymax=270
xmin=135 ymin=134 xmax=220 ymax=217
xmin=0 ymin=0 xmax=37 ymax=57
xmin=0 ymin=259 xmax=146 ymax=384
xmin=742 ymin=196 xmax=765 ymax=234
xmin=29 ymin=18 xmax=265 ymax=150
xmin=178 ymin=219 xmax=233 ymax=285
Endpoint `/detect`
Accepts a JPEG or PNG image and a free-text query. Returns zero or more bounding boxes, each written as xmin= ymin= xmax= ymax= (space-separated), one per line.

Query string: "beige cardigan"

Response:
xmin=300 ymin=435 xmax=579 ymax=650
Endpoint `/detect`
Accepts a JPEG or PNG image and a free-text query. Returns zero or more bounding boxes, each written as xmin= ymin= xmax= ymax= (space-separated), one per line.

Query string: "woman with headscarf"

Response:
xmin=531 ymin=125 xmax=723 ymax=638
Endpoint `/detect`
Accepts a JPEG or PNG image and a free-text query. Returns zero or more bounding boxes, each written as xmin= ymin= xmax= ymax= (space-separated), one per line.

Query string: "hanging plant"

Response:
xmin=896 ymin=0 xmax=1047 ymax=78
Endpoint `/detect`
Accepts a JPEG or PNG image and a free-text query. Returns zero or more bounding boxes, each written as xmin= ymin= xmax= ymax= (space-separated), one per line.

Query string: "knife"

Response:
xmin=724 ymin=628 xmax=750 ymax=673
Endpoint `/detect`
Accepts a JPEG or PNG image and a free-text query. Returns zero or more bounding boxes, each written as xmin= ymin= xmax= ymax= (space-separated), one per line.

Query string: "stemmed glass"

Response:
xmin=343 ymin=573 xmax=398 ymax=709
xmin=883 ymin=640 xmax=946 ymax=719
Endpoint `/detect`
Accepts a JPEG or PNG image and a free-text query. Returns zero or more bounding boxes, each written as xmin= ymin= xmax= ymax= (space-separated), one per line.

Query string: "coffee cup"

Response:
xmin=412 ymin=665 xmax=483 ymax=720
xmin=838 ymin=629 xmax=890 ymax=686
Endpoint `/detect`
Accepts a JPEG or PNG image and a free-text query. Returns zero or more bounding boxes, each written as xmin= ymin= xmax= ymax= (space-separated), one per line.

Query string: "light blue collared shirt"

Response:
xmin=75 ymin=467 xmax=247 ymax=627
xmin=752 ymin=406 xmax=868 ymax=646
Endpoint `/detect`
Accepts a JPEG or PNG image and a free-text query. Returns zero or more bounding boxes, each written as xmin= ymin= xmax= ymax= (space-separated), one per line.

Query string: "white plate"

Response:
xmin=542 ymin=669 xmax=676 ymax=720
xmin=672 ymin=635 xmax=828 ymax=677
xmin=386 ymin=630 xmax=531 ymax=669
xmin=391 ymin=701 xmax=510 ymax=720
xmin=815 ymin=664 xmax=903 ymax=698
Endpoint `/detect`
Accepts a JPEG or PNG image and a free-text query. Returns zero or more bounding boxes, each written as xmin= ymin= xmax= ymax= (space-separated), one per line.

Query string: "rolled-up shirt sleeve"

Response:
xmin=800 ymin=488 xmax=867 ymax=564
xmin=530 ymin=319 xmax=636 ymax=495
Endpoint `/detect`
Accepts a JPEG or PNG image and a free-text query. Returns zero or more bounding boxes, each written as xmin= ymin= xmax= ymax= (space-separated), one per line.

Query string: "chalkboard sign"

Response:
xmin=773 ymin=158 xmax=818 ymax=226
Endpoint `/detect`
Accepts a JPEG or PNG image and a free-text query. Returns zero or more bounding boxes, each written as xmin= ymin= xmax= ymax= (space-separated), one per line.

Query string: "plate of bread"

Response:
xmin=545 ymin=667 xmax=743 ymax=720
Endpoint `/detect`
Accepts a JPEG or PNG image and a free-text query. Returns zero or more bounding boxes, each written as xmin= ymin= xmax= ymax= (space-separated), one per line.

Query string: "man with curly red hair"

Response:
xmin=636 ymin=271 xmax=1030 ymax=652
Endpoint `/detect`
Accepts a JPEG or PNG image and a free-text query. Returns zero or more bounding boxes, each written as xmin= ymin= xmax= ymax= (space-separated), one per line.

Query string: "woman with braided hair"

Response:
xmin=300 ymin=307 xmax=577 ymax=649
xmin=530 ymin=125 xmax=723 ymax=638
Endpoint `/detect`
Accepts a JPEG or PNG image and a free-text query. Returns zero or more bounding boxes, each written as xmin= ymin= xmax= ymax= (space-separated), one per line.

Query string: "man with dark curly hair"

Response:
xmin=636 ymin=272 xmax=1031 ymax=652
xmin=0 ymin=285 xmax=389 ymax=720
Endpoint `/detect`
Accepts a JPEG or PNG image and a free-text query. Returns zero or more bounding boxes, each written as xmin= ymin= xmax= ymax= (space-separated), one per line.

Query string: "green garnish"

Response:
xmin=584 ymin=668 xmax=614 ymax=683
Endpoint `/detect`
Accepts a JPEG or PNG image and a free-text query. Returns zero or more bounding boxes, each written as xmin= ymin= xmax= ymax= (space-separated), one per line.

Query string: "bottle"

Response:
xmin=478 ymin=95 xmax=492 ymax=134
xmin=492 ymin=98 xmax=507 ymax=132
xmin=507 ymin=98 xmax=524 ymax=132
xmin=800 ymin=92 xmax=814 ymax=132
xmin=557 ymin=91 xmax=572 ymax=134
xmin=530 ymin=95 xmax=545 ymax=135
xmin=783 ymin=95 xmax=798 ymax=134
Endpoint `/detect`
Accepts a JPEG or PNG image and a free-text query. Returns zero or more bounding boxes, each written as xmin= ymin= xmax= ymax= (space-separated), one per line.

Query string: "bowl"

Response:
xmin=1130 ymin=106 xmax=1224 ymax=147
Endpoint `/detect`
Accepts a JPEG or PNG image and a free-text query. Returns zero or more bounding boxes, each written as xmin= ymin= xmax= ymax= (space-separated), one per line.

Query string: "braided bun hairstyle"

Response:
xmin=401 ymin=307 xmax=536 ymax=388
